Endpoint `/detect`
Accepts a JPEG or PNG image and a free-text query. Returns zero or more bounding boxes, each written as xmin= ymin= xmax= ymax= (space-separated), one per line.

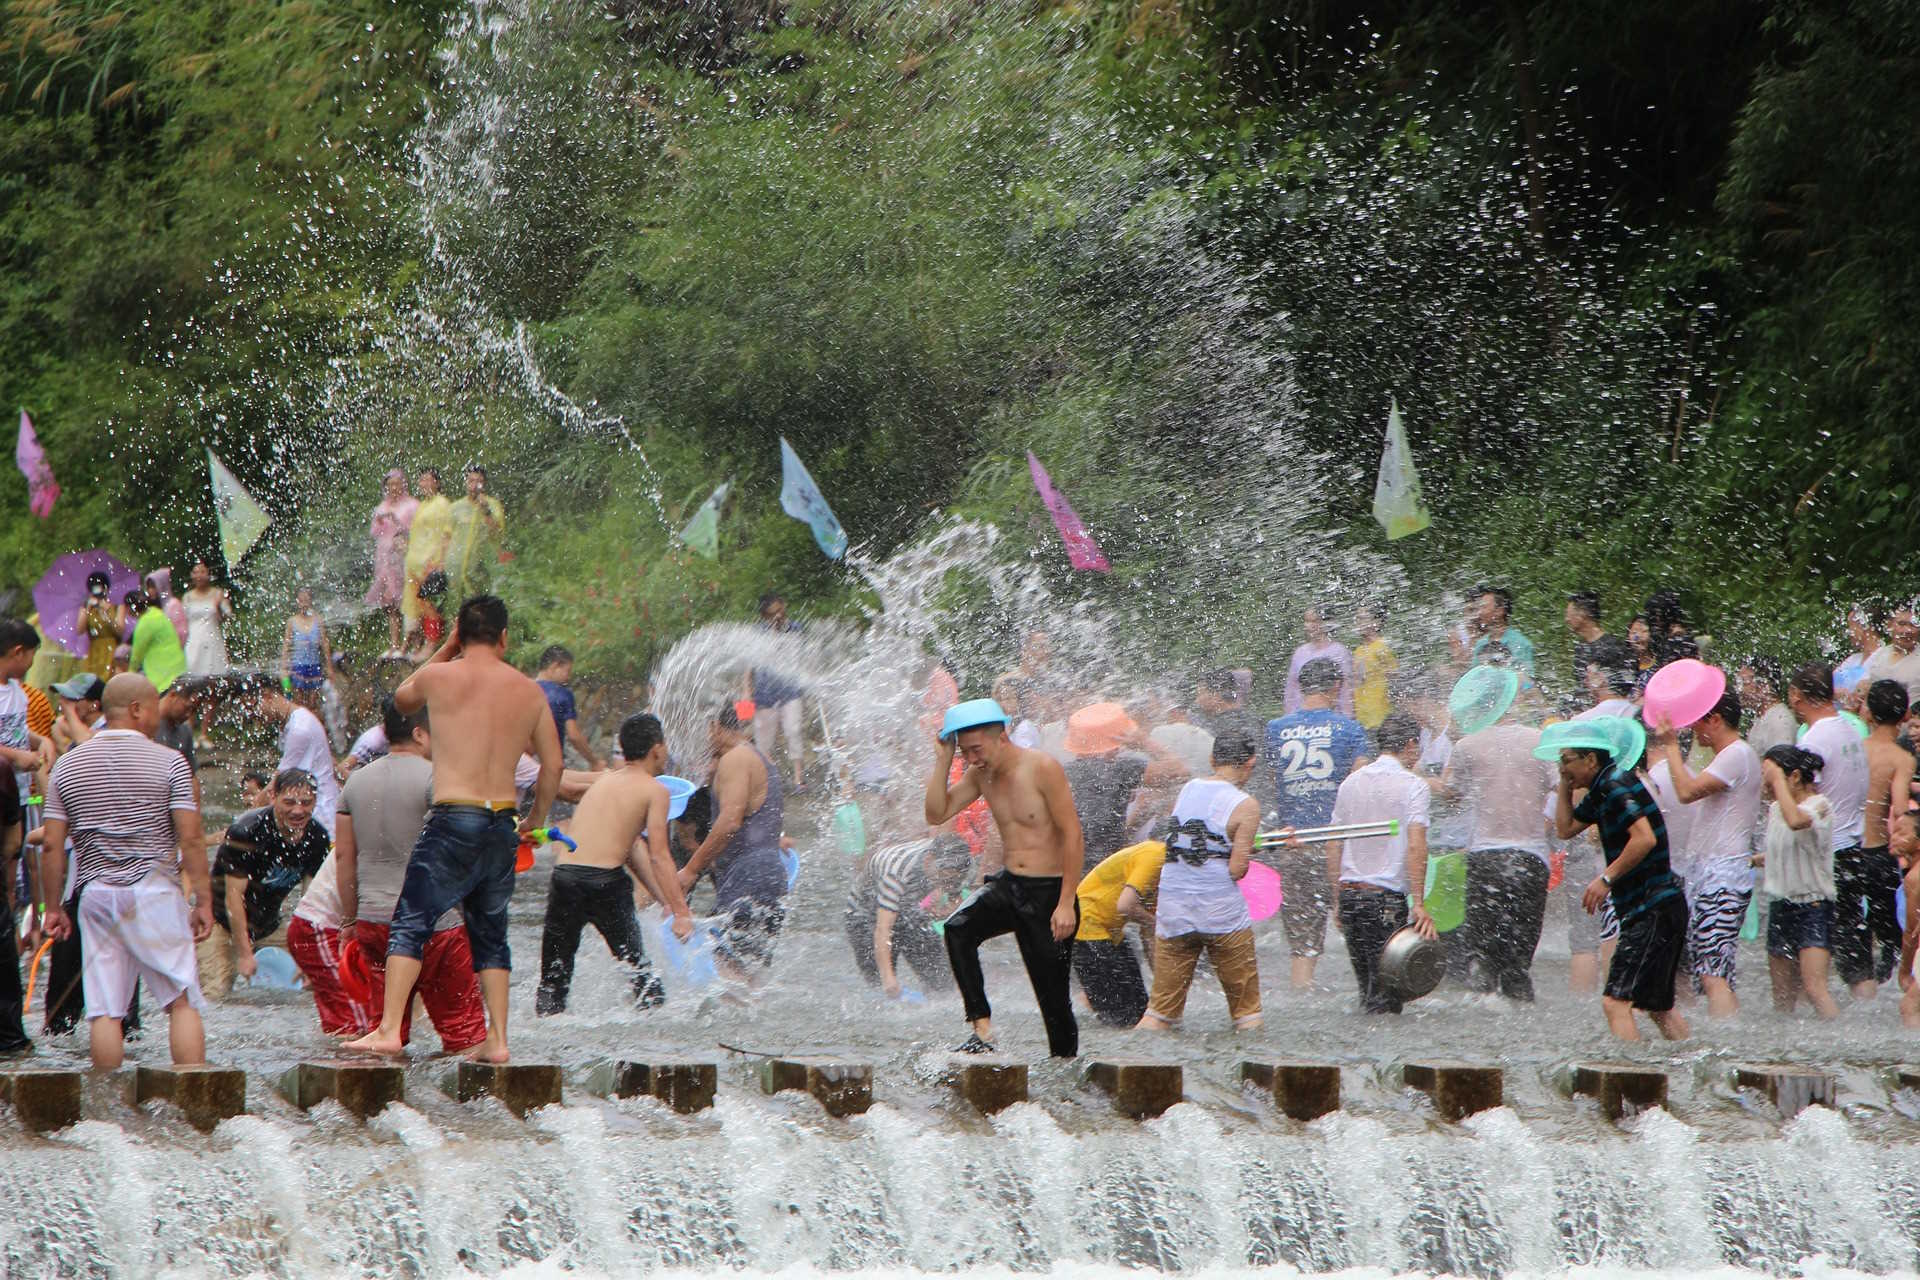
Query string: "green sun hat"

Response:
xmin=1448 ymin=665 xmax=1520 ymax=736
xmin=1532 ymin=714 xmax=1646 ymax=767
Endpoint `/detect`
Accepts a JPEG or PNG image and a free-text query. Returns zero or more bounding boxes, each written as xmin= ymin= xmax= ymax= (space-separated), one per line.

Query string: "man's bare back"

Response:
xmin=394 ymin=609 xmax=560 ymax=826
xmin=562 ymin=763 xmax=694 ymax=933
xmin=1865 ymin=734 xmax=1915 ymax=849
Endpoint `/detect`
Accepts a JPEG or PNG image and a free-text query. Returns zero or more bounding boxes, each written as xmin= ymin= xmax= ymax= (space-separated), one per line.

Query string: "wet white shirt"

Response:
xmin=1683 ymin=739 xmax=1762 ymax=895
xmin=1800 ymin=713 xmax=1868 ymax=852
xmin=1331 ymin=755 xmax=1430 ymax=892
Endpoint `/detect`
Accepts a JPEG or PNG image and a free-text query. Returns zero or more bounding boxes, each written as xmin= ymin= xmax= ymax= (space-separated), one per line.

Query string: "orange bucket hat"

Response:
xmin=1065 ymin=701 xmax=1138 ymax=756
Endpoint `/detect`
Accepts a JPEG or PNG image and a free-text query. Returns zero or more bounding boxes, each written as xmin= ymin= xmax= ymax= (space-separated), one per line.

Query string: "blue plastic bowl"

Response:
xmin=659 ymin=775 xmax=696 ymax=821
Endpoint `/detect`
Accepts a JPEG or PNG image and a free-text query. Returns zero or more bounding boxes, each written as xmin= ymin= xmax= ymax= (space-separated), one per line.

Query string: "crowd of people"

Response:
xmin=6 ymin=562 xmax=1920 ymax=1072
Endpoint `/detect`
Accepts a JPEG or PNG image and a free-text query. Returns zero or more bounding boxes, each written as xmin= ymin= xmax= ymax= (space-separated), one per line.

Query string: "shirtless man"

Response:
xmin=680 ymin=705 xmax=788 ymax=985
xmin=536 ymin=712 xmax=695 ymax=1014
xmin=925 ymin=699 xmax=1084 ymax=1057
xmin=1857 ymin=679 xmax=1914 ymax=996
xmin=346 ymin=595 xmax=561 ymax=1062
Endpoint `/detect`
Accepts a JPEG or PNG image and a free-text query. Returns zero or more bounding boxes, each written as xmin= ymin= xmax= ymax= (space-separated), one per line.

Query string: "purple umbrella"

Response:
xmin=34 ymin=550 xmax=142 ymax=658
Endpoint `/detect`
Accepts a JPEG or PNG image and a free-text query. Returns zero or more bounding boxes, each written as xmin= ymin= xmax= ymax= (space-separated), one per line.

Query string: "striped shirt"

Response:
xmin=1571 ymin=761 xmax=1679 ymax=920
xmin=866 ymin=841 xmax=932 ymax=915
xmin=44 ymin=729 xmax=197 ymax=889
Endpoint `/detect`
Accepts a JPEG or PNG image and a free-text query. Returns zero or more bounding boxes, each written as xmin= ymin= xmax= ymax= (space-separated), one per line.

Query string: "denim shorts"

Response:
xmin=387 ymin=804 xmax=520 ymax=971
xmin=1766 ymin=897 xmax=1834 ymax=960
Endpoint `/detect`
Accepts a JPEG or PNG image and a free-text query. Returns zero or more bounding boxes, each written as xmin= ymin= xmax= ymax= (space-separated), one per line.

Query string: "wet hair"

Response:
xmin=420 ymin=467 xmax=442 ymax=487
xmin=758 ymin=592 xmax=786 ymax=615
xmin=86 ymin=570 xmax=111 ymax=592
xmin=271 ymin=767 xmax=318 ymax=797
xmin=240 ymin=768 xmax=272 ymax=791
xmin=1297 ymin=657 xmax=1343 ymax=694
xmin=538 ymin=645 xmax=573 ymax=670
xmin=1209 ymin=717 xmax=1260 ymax=767
xmin=381 ymin=695 xmax=427 ymax=745
xmin=1853 ymin=600 xmax=1890 ymax=630
xmin=1644 ymin=589 xmax=1686 ymax=638
xmin=1567 ymin=590 xmax=1601 ymax=623
xmin=464 ymin=463 xmax=487 ymax=481
xmin=1763 ymin=744 xmax=1823 ymax=785
xmin=456 ymin=595 xmax=509 ymax=646
xmin=419 ymin=570 xmax=448 ymax=600
xmin=619 ymin=712 xmax=665 ymax=760
xmin=0 ymin=618 xmax=40 ymax=655
xmin=679 ymin=786 xmax=714 ymax=849
xmin=1565 ymin=746 xmax=1613 ymax=770
xmin=1867 ymin=678 xmax=1910 ymax=727
xmin=1198 ymin=668 xmax=1240 ymax=702
xmin=1741 ymin=655 xmax=1783 ymax=692
xmin=1788 ymin=663 xmax=1835 ymax=704
xmin=1474 ymin=585 xmax=1513 ymax=619
xmin=1704 ymin=687 xmax=1743 ymax=731
xmin=1377 ymin=711 xmax=1422 ymax=755
xmin=715 ymin=703 xmax=747 ymax=732
xmin=929 ymin=834 xmax=973 ymax=876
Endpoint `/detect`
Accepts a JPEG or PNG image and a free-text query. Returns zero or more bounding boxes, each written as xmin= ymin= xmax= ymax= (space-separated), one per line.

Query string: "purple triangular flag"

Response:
xmin=1028 ymin=452 xmax=1109 ymax=573
xmin=16 ymin=410 xmax=59 ymax=519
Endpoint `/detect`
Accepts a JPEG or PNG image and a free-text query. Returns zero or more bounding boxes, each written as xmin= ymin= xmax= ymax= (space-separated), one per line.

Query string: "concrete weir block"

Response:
xmin=279 ymin=1061 xmax=405 ymax=1119
xmin=587 ymin=1060 xmax=717 ymax=1114
xmin=759 ymin=1058 xmax=872 ymax=1117
xmin=0 ymin=1069 xmax=83 ymax=1132
xmin=1571 ymin=1062 xmax=1668 ymax=1120
xmin=451 ymin=1061 xmax=563 ymax=1116
xmin=1403 ymin=1060 xmax=1503 ymax=1122
xmin=1086 ymin=1060 xmax=1183 ymax=1119
xmin=135 ymin=1064 xmax=246 ymax=1131
xmin=1734 ymin=1064 xmax=1835 ymax=1117
xmin=1240 ymin=1061 xmax=1341 ymax=1121
xmin=945 ymin=1054 xmax=1028 ymax=1114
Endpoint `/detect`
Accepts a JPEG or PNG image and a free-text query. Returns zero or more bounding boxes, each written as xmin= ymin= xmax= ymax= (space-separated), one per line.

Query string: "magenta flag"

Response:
xmin=15 ymin=410 xmax=59 ymax=519
xmin=1027 ymin=451 xmax=1110 ymax=573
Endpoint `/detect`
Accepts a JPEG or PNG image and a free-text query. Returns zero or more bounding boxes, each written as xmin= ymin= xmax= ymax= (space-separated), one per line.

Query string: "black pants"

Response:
xmin=844 ymin=901 xmax=950 ymax=989
xmin=0 ymin=881 xmax=25 ymax=1053
xmin=1338 ymin=887 xmax=1409 ymax=1014
xmin=1072 ymin=936 xmax=1149 ymax=1027
xmin=43 ymin=888 xmax=139 ymax=1037
xmin=1462 ymin=849 xmax=1551 ymax=1001
xmin=1832 ymin=845 xmax=1902 ymax=986
xmin=944 ymin=871 xmax=1079 ymax=1057
xmin=535 ymin=865 xmax=664 ymax=1015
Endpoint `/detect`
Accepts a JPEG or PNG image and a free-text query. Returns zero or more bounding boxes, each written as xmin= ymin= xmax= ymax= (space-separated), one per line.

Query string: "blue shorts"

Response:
xmin=289 ymin=663 xmax=324 ymax=693
xmin=1766 ymin=897 xmax=1834 ymax=960
xmin=387 ymin=804 xmax=520 ymax=971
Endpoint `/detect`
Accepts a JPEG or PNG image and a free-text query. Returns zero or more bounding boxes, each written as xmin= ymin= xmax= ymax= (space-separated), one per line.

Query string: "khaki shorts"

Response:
xmin=1142 ymin=927 xmax=1263 ymax=1028
xmin=195 ymin=921 xmax=289 ymax=1001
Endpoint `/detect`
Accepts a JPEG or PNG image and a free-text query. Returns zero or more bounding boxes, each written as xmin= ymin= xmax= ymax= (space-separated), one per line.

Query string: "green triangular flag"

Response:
xmin=1371 ymin=397 xmax=1431 ymax=540
xmin=207 ymin=448 xmax=270 ymax=567
xmin=680 ymin=480 xmax=729 ymax=559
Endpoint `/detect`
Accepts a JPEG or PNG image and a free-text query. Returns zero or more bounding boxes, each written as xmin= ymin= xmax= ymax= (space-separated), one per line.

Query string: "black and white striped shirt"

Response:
xmin=44 ymin=729 xmax=197 ymax=889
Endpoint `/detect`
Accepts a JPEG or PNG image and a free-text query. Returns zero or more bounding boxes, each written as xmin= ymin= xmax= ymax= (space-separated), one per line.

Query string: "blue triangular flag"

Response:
xmin=778 ymin=437 xmax=847 ymax=560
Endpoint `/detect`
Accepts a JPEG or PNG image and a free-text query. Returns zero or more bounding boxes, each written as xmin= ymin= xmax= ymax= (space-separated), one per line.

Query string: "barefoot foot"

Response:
xmin=343 ymin=1031 xmax=407 ymax=1057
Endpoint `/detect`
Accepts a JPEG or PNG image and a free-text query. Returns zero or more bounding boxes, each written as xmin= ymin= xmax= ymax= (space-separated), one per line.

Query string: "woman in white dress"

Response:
xmin=182 ymin=558 xmax=232 ymax=676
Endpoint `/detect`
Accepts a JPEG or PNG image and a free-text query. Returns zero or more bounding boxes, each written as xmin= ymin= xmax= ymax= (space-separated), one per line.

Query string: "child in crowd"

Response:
xmin=1758 ymin=744 xmax=1841 ymax=1019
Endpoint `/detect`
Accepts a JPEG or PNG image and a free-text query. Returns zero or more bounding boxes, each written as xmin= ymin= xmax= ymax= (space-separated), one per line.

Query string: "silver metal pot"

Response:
xmin=1377 ymin=926 xmax=1445 ymax=1001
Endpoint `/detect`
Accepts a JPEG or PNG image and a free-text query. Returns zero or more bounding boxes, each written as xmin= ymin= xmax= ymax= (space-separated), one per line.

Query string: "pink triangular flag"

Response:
xmin=15 ymin=410 xmax=59 ymax=519
xmin=1028 ymin=451 xmax=1110 ymax=573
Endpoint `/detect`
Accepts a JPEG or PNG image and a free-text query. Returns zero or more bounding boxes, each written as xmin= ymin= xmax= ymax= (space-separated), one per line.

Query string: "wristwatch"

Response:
xmin=1600 ymin=873 xmax=1614 ymax=888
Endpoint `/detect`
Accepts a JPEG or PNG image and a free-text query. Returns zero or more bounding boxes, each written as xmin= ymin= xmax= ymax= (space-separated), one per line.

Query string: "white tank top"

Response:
xmin=1157 ymin=777 xmax=1253 ymax=938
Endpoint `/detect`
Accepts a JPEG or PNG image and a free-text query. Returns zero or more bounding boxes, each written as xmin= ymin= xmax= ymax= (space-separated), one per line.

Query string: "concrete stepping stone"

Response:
xmin=758 ymin=1058 xmax=872 ymax=1117
xmin=945 ymin=1054 xmax=1027 ymax=1114
xmin=1403 ymin=1060 xmax=1502 ymax=1121
xmin=279 ymin=1061 xmax=405 ymax=1119
xmin=1086 ymin=1059 xmax=1182 ymax=1118
xmin=449 ymin=1061 xmax=563 ymax=1116
xmin=0 ymin=1068 xmax=83 ymax=1132
xmin=1240 ymin=1060 xmax=1341 ymax=1121
xmin=135 ymin=1064 xmax=246 ymax=1131
xmin=1571 ymin=1061 xmax=1668 ymax=1120
xmin=1734 ymin=1063 xmax=1835 ymax=1117
xmin=587 ymin=1060 xmax=717 ymax=1114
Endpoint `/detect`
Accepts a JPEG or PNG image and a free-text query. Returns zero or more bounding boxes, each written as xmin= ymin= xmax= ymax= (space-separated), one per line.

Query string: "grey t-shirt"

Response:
xmin=338 ymin=752 xmax=435 ymax=925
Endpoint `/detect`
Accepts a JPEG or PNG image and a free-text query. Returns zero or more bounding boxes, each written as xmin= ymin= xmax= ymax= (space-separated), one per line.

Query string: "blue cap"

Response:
xmin=1449 ymin=665 xmax=1519 ymax=736
xmin=940 ymin=698 xmax=1009 ymax=742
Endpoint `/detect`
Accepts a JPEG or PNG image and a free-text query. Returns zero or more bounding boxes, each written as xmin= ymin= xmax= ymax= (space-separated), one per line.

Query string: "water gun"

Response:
xmin=515 ymin=826 xmax=575 ymax=873
xmin=1254 ymin=819 xmax=1400 ymax=849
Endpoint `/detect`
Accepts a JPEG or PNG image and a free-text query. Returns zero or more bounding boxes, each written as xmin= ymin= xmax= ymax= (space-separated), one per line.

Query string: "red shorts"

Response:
xmin=357 ymin=920 xmax=487 ymax=1053
xmin=287 ymin=916 xmax=376 ymax=1037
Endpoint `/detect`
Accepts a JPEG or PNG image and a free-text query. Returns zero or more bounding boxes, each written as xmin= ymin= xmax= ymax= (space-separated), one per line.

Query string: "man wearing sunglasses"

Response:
xmin=198 ymin=767 xmax=331 ymax=999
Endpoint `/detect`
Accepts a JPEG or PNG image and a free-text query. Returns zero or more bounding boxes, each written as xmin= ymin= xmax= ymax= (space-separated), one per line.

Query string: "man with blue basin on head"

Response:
xmin=926 ymin=697 xmax=1084 ymax=1057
